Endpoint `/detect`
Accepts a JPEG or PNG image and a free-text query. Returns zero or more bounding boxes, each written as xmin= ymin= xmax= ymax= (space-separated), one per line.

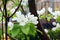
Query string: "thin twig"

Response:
xmin=9 ymin=0 xmax=22 ymax=18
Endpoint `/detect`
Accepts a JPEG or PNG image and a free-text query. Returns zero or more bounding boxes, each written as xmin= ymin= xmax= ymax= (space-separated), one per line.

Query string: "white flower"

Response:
xmin=56 ymin=23 xmax=60 ymax=27
xmin=48 ymin=7 xmax=53 ymax=13
xmin=48 ymin=7 xmax=60 ymax=19
xmin=48 ymin=9 xmax=60 ymax=19
xmin=19 ymin=17 xmax=28 ymax=26
xmin=17 ymin=14 xmax=28 ymax=26
xmin=51 ymin=12 xmax=58 ymax=19
xmin=12 ymin=17 xmax=17 ymax=21
xmin=14 ymin=11 xmax=38 ymax=26
xmin=37 ymin=8 xmax=45 ymax=16
xmin=26 ymin=12 xmax=38 ymax=25
xmin=52 ymin=23 xmax=60 ymax=31
xmin=16 ymin=11 xmax=22 ymax=17
xmin=44 ymin=29 xmax=48 ymax=33
xmin=8 ymin=22 xmax=14 ymax=30
xmin=52 ymin=27 xmax=57 ymax=31
xmin=52 ymin=22 xmax=57 ymax=26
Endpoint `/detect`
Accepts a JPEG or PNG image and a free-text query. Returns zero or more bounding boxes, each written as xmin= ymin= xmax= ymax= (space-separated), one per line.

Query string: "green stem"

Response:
xmin=35 ymin=29 xmax=43 ymax=35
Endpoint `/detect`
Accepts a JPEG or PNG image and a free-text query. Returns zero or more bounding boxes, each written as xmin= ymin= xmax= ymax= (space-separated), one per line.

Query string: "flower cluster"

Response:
xmin=15 ymin=11 xmax=38 ymax=26
xmin=37 ymin=7 xmax=60 ymax=19
xmin=8 ymin=11 xmax=38 ymax=30
xmin=48 ymin=7 xmax=60 ymax=19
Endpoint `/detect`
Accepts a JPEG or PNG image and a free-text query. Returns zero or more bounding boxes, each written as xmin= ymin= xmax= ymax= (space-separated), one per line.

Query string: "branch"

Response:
xmin=28 ymin=0 xmax=50 ymax=40
xmin=9 ymin=0 xmax=22 ymax=18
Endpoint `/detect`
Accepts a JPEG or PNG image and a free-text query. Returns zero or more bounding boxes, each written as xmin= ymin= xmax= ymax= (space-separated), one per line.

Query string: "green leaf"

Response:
xmin=21 ymin=23 xmax=30 ymax=35
xmin=11 ymin=24 xmax=21 ymax=37
xmin=39 ymin=15 xmax=46 ymax=19
xmin=12 ymin=0 xmax=19 ymax=8
xmin=46 ymin=14 xmax=52 ymax=21
xmin=56 ymin=16 xmax=60 ymax=23
xmin=29 ymin=23 xmax=36 ymax=36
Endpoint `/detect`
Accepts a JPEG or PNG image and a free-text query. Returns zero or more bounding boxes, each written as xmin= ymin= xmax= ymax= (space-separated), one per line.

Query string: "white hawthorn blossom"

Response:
xmin=16 ymin=11 xmax=22 ymax=17
xmin=48 ymin=7 xmax=60 ymax=19
xmin=56 ymin=23 xmax=60 ymax=27
xmin=16 ymin=13 xmax=28 ymax=26
xmin=52 ymin=27 xmax=57 ymax=31
xmin=12 ymin=11 xmax=38 ymax=26
xmin=26 ymin=12 xmax=38 ymax=25
xmin=48 ymin=7 xmax=53 ymax=13
xmin=8 ymin=22 xmax=14 ymax=30
xmin=18 ymin=16 xmax=28 ymax=26
xmin=37 ymin=7 xmax=45 ymax=16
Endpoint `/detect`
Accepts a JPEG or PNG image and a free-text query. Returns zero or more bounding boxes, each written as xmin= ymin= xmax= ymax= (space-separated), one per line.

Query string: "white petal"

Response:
xmin=12 ymin=17 xmax=17 ymax=21
xmin=52 ymin=22 xmax=57 ymax=26
xmin=52 ymin=27 xmax=57 ymax=31
xmin=44 ymin=29 xmax=48 ymax=33
xmin=16 ymin=11 xmax=22 ymax=17
xmin=56 ymin=23 xmax=60 ymax=27
xmin=8 ymin=22 xmax=14 ymax=30
xmin=19 ymin=22 xmax=25 ymax=26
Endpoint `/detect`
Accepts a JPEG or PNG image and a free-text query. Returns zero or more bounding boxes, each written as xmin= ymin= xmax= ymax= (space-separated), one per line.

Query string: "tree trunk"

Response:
xmin=28 ymin=0 xmax=50 ymax=40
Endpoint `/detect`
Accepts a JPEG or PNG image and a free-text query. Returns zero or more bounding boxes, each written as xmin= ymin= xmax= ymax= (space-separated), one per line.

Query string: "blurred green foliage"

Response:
xmin=8 ymin=23 xmax=41 ymax=40
xmin=56 ymin=16 xmax=60 ymax=23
